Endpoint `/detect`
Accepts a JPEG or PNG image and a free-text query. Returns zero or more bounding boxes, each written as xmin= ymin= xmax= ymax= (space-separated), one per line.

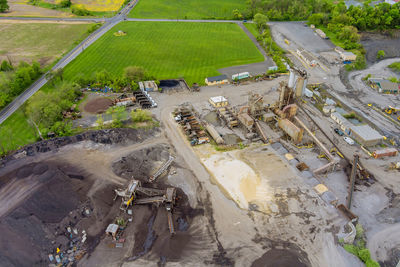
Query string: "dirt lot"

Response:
xmin=84 ymin=97 xmax=113 ymax=113
xmin=0 ymin=0 xmax=72 ymax=17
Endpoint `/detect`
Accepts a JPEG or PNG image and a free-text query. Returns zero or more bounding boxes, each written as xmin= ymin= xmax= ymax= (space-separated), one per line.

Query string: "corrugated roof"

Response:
xmin=207 ymin=75 xmax=228 ymax=82
xmin=380 ymin=81 xmax=399 ymax=91
xmin=210 ymin=96 xmax=227 ymax=103
xmin=350 ymin=125 xmax=382 ymax=141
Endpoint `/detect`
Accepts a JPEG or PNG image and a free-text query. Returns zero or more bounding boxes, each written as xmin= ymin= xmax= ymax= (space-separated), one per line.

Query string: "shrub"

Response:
xmin=366 ymin=259 xmax=380 ymax=267
xmin=376 ymin=50 xmax=385 ymax=60
xmin=71 ymin=5 xmax=91 ymax=16
xmin=344 ymin=244 xmax=358 ymax=256
xmin=59 ymin=0 xmax=71 ymax=8
xmin=358 ymin=249 xmax=371 ymax=263
xmin=131 ymin=109 xmax=152 ymax=122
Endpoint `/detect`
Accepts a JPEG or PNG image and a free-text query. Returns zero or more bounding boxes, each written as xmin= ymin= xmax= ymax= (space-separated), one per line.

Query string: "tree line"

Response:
xmin=0 ymin=60 xmax=42 ymax=109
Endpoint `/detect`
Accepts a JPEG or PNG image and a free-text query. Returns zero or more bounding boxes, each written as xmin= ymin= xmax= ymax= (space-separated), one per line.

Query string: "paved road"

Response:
xmin=0 ymin=0 xmax=138 ymax=125
xmin=0 ymin=16 xmax=107 ymax=22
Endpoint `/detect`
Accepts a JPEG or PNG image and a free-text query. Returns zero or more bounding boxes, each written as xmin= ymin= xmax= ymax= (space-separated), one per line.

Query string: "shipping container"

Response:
xmin=372 ymin=148 xmax=398 ymax=158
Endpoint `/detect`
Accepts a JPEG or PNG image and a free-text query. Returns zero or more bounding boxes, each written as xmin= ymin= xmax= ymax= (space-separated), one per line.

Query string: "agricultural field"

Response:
xmin=128 ymin=0 xmax=246 ymax=19
xmin=0 ymin=22 xmax=94 ymax=66
xmin=63 ymin=21 xmax=264 ymax=85
xmin=0 ymin=0 xmax=72 ymax=17
xmin=72 ymin=0 xmax=124 ymax=11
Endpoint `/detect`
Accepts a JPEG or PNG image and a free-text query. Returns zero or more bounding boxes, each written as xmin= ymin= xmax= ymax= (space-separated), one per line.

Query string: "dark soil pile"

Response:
xmin=2 ymin=128 xmax=158 ymax=164
xmin=0 ymin=161 xmax=119 ymax=267
xmin=84 ymin=97 xmax=113 ymax=113
xmin=361 ymin=32 xmax=400 ymax=64
xmin=112 ymin=144 xmax=171 ymax=181
xmin=251 ymin=249 xmax=309 ymax=267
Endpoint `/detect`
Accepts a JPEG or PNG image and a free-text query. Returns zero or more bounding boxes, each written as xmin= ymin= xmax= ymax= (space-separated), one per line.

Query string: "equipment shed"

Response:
xmin=340 ymin=52 xmax=357 ymax=61
xmin=205 ymin=75 xmax=229 ymax=86
xmin=349 ymin=125 xmax=383 ymax=146
xmin=209 ymin=96 xmax=228 ymax=107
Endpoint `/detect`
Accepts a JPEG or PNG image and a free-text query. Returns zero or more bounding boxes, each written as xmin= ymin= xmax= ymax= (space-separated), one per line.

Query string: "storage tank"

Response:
xmin=205 ymin=123 xmax=224 ymax=145
xmin=288 ymin=70 xmax=296 ymax=88
xmin=295 ymin=77 xmax=305 ymax=97
xmin=278 ymin=119 xmax=303 ymax=144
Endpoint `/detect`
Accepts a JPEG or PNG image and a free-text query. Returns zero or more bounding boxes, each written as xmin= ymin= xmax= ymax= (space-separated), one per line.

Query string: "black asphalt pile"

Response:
xmin=115 ymin=144 xmax=206 ymax=264
xmin=1 ymin=128 xmax=158 ymax=163
xmin=0 ymin=160 xmax=119 ymax=267
xmin=251 ymin=249 xmax=309 ymax=267
xmin=361 ymin=32 xmax=400 ymax=64
xmin=112 ymin=144 xmax=171 ymax=181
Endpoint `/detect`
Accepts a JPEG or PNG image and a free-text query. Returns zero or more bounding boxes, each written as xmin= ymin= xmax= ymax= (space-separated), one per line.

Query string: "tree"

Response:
xmin=338 ymin=26 xmax=360 ymax=43
xmin=232 ymin=9 xmax=243 ymax=20
xmin=0 ymin=0 xmax=9 ymax=13
xmin=254 ymin=13 xmax=268 ymax=32
xmin=376 ymin=50 xmax=385 ymax=60
xmin=123 ymin=66 xmax=147 ymax=83
xmin=0 ymin=60 xmax=13 ymax=71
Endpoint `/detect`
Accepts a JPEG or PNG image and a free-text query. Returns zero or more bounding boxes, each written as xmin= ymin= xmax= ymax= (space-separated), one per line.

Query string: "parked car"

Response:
xmin=343 ymin=137 xmax=355 ymax=145
xmin=334 ymin=128 xmax=344 ymax=136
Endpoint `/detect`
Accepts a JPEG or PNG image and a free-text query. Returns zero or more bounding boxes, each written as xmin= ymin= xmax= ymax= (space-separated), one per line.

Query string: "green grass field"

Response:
xmin=0 ymin=23 xmax=93 ymax=66
xmin=63 ymin=22 xmax=264 ymax=85
xmin=129 ymin=0 xmax=246 ymax=19
xmin=0 ymin=110 xmax=38 ymax=155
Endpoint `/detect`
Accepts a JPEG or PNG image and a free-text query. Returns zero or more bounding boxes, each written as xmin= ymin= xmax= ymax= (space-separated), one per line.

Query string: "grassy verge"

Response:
xmin=63 ymin=21 xmax=264 ymax=86
xmin=244 ymin=23 xmax=289 ymax=73
xmin=128 ymin=0 xmax=246 ymax=19
xmin=0 ymin=109 xmax=38 ymax=155
xmin=388 ymin=62 xmax=400 ymax=72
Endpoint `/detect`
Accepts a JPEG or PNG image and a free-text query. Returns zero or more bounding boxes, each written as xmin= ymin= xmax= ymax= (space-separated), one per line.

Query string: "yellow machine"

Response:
xmin=384 ymin=106 xmax=400 ymax=115
xmin=284 ymin=39 xmax=290 ymax=45
xmin=295 ymin=143 xmax=314 ymax=149
xmin=330 ymin=148 xmax=344 ymax=159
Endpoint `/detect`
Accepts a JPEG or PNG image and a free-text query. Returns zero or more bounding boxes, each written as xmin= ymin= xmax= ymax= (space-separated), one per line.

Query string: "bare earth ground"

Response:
xmin=0 ymin=20 xmax=92 ymax=66
xmin=0 ymin=0 xmax=73 ymax=17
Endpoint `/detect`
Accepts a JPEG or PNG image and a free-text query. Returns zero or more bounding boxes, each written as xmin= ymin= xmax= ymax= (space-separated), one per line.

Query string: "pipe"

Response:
xmin=294 ymin=116 xmax=339 ymax=175
xmin=294 ymin=116 xmax=334 ymax=160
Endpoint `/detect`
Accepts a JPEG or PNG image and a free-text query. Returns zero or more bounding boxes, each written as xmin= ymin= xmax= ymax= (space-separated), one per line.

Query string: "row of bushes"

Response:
xmin=74 ymin=66 xmax=159 ymax=92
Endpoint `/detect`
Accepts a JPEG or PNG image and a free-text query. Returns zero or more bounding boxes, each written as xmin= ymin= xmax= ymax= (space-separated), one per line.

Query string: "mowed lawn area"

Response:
xmin=64 ymin=22 xmax=264 ymax=85
xmin=0 ymin=110 xmax=37 ymax=155
xmin=129 ymin=0 xmax=246 ymax=19
xmin=0 ymin=22 xmax=93 ymax=66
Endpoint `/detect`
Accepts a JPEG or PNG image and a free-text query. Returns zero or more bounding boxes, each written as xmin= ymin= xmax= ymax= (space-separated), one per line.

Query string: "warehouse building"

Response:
xmin=349 ymin=125 xmax=383 ymax=146
xmin=330 ymin=112 xmax=352 ymax=134
xmin=379 ymin=81 xmax=399 ymax=94
xmin=340 ymin=52 xmax=357 ymax=61
xmin=205 ymin=75 xmax=229 ymax=86
xmin=368 ymin=78 xmax=399 ymax=94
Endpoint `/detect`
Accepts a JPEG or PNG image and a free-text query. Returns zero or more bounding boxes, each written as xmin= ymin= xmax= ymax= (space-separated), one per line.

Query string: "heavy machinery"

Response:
xmin=114 ymin=180 xmax=177 ymax=234
xmin=384 ymin=106 xmax=400 ymax=115
xmin=149 ymin=155 xmax=174 ymax=183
